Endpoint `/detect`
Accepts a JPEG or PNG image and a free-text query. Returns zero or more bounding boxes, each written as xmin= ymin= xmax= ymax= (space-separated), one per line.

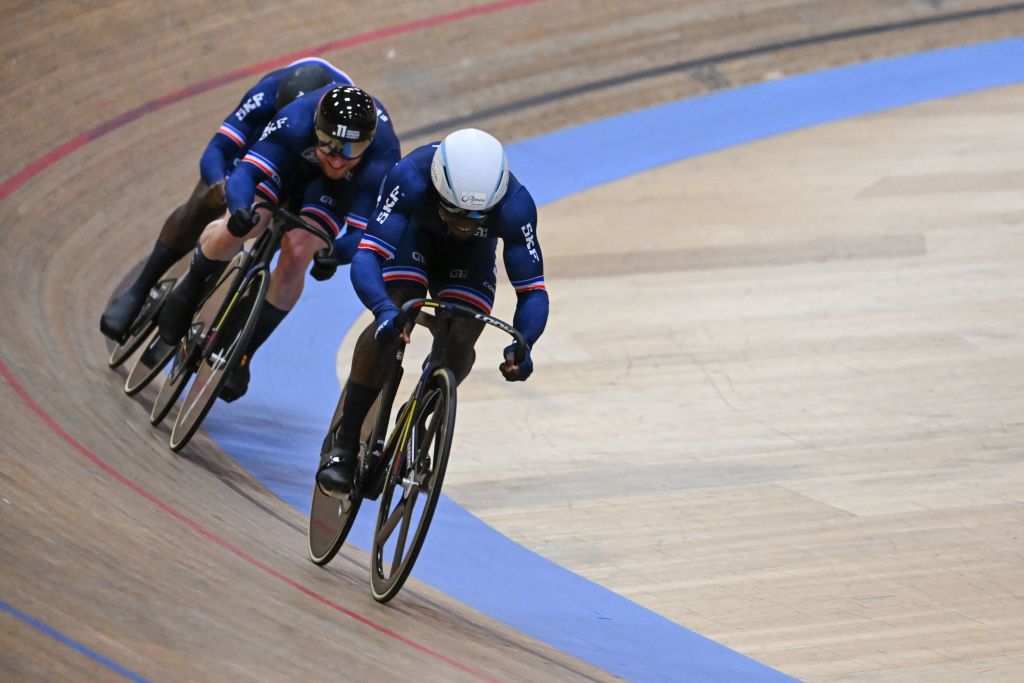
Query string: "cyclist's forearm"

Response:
xmin=332 ymin=229 xmax=363 ymax=265
xmin=513 ymin=289 xmax=549 ymax=347
xmin=199 ymin=137 xmax=235 ymax=186
xmin=351 ymin=249 xmax=397 ymax=316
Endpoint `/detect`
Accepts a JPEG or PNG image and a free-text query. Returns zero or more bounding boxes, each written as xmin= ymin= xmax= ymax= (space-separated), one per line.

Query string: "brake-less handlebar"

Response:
xmin=398 ymin=298 xmax=528 ymax=362
xmin=251 ymin=201 xmax=335 ymax=256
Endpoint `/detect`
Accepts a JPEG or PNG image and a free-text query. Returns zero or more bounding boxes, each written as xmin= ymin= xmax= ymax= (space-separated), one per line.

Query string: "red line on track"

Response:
xmin=0 ymin=2 xmax=550 ymax=679
xmin=0 ymin=0 xmax=543 ymax=203
xmin=0 ymin=362 xmax=500 ymax=682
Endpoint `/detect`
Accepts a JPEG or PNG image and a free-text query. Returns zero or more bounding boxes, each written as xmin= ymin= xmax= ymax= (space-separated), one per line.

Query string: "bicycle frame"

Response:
xmin=181 ymin=202 xmax=333 ymax=369
xmin=356 ymin=298 xmax=527 ymax=499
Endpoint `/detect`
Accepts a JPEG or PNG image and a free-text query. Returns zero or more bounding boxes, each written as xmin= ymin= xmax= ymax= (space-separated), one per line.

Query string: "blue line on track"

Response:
xmin=1 ymin=599 xmax=152 ymax=683
xmin=203 ymin=37 xmax=1024 ymax=683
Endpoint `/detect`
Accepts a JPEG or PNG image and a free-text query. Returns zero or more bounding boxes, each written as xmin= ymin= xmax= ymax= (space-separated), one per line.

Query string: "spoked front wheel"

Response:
xmin=370 ymin=367 xmax=456 ymax=603
xmin=169 ymin=269 xmax=268 ymax=452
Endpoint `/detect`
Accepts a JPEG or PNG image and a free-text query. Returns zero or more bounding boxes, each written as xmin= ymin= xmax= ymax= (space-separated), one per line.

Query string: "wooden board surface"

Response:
xmin=3 ymin=1 xmax=1024 ymax=681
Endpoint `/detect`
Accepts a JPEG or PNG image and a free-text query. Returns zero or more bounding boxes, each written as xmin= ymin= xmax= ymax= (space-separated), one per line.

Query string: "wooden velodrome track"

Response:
xmin=3 ymin=1 xmax=1024 ymax=681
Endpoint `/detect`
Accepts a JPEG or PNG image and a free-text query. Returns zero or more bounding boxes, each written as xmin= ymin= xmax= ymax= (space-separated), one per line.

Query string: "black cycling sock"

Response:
xmin=127 ymin=239 xmax=188 ymax=297
xmin=244 ymin=303 xmax=289 ymax=357
xmin=337 ymin=380 xmax=379 ymax=450
xmin=178 ymin=245 xmax=227 ymax=300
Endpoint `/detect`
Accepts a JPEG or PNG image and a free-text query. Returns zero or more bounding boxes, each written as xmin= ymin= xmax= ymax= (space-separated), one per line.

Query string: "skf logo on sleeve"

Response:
xmin=234 ymin=92 xmax=266 ymax=121
xmin=520 ymin=222 xmax=540 ymax=262
xmin=259 ymin=117 xmax=288 ymax=141
xmin=375 ymin=185 xmax=401 ymax=224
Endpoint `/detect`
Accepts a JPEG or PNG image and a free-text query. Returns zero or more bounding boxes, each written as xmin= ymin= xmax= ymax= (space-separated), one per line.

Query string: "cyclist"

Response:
xmin=316 ymin=128 xmax=548 ymax=496
xmin=100 ymin=58 xmax=352 ymax=342
xmin=156 ymin=84 xmax=401 ymax=401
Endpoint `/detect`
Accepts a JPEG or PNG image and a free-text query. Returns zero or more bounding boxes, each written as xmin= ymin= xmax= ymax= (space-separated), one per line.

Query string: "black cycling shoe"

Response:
xmin=157 ymin=283 xmax=200 ymax=345
xmin=316 ymin=444 xmax=359 ymax=498
xmin=100 ymin=289 xmax=147 ymax=342
xmin=219 ymin=359 xmax=250 ymax=403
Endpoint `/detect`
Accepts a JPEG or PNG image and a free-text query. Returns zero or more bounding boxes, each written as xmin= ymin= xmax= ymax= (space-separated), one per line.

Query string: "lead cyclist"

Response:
xmin=316 ymin=128 xmax=549 ymax=496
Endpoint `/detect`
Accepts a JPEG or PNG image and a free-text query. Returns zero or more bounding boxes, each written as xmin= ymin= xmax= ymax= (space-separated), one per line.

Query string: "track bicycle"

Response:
xmin=149 ymin=201 xmax=335 ymax=451
xmin=307 ymin=297 xmax=526 ymax=603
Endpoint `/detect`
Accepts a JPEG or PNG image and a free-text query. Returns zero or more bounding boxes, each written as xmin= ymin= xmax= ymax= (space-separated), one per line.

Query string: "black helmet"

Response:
xmin=276 ymin=63 xmax=334 ymax=109
xmin=314 ymin=85 xmax=377 ymax=159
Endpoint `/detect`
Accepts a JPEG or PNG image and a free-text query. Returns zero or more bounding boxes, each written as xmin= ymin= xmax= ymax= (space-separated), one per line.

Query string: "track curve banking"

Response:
xmin=3 ymin=2 xmax=1024 ymax=682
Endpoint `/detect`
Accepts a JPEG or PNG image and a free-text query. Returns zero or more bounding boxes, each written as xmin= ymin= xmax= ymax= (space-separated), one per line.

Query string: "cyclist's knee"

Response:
xmin=275 ymin=242 xmax=309 ymax=282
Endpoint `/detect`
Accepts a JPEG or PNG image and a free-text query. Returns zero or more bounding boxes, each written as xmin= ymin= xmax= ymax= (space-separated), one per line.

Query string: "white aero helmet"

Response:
xmin=431 ymin=128 xmax=509 ymax=218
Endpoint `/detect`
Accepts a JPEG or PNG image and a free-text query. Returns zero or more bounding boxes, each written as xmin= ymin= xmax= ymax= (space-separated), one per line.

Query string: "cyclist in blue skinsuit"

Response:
xmin=100 ymin=58 xmax=353 ymax=342
xmin=316 ymin=128 xmax=549 ymax=496
xmin=156 ymin=84 xmax=402 ymax=401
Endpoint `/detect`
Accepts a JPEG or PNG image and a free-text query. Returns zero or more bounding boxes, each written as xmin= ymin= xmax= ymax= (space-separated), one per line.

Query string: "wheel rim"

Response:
xmin=308 ymin=485 xmax=361 ymax=564
xmin=169 ymin=270 xmax=266 ymax=451
xmin=124 ymin=329 xmax=175 ymax=396
xmin=149 ymin=339 xmax=195 ymax=425
xmin=370 ymin=373 xmax=454 ymax=602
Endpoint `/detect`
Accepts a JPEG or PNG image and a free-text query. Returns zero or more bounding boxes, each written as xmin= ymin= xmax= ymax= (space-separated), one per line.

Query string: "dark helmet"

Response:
xmin=275 ymin=63 xmax=335 ymax=109
xmin=314 ymin=85 xmax=377 ymax=159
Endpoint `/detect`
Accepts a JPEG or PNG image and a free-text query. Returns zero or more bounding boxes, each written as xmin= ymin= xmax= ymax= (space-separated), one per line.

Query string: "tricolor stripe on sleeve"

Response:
xmin=437 ymin=285 xmax=494 ymax=315
xmin=382 ymin=267 xmax=428 ymax=288
xmin=357 ymin=234 xmax=396 ymax=259
xmin=301 ymin=205 xmax=342 ymax=237
xmin=345 ymin=213 xmax=369 ymax=231
xmin=255 ymin=181 xmax=280 ymax=204
xmin=511 ymin=275 xmax=546 ymax=293
xmin=240 ymin=151 xmax=277 ymax=178
xmin=216 ymin=123 xmax=246 ymax=147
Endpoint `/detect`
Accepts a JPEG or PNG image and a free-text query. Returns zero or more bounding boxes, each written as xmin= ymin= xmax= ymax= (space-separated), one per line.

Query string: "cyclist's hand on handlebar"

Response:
xmin=500 ymin=342 xmax=533 ymax=382
xmin=227 ymin=207 xmax=259 ymax=237
xmin=310 ymin=248 xmax=338 ymax=281
xmin=372 ymin=308 xmax=409 ymax=345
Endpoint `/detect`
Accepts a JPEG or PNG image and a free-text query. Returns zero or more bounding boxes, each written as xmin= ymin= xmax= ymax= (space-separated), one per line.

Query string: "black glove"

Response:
xmin=373 ymin=308 xmax=402 ymax=345
xmin=227 ymin=207 xmax=259 ymax=237
xmin=500 ymin=342 xmax=533 ymax=382
xmin=310 ymin=248 xmax=339 ymax=281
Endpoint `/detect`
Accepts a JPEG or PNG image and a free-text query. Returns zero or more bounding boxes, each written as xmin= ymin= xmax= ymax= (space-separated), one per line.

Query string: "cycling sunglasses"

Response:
xmin=315 ymin=129 xmax=371 ymax=160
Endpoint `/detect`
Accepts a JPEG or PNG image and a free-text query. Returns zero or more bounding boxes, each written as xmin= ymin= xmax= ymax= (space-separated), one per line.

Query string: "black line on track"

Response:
xmin=399 ymin=2 xmax=1024 ymax=139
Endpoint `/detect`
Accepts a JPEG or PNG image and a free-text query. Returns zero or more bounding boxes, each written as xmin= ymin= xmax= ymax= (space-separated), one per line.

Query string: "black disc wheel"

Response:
xmin=168 ymin=269 xmax=268 ymax=452
xmin=123 ymin=328 xmax=176 ymax=396
xmin=308 ymin=480 xmax=363 ymax=566
xmin=370 ymin=367 xmax=456 ymax=603
xmin=308 ymin=387 xmax=390 ymax=566
xmin=107 ymin=279 xmax=175 ymax=369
